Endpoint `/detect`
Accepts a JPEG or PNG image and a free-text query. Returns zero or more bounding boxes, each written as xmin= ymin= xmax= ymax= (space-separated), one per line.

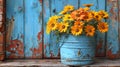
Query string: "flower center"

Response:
xmin=91 ymin=13 xmax=94 ymax=16
xmin=76 ymin=14 xmax=80 ymax=17
xmin=95 ymin=15 xmax=99 ymax=18
xmin=88 ymin=29 xmax=92 ymax=32
xmin=101 ymin=25 xmax=105 ymax=29
xmin=76 ymin=29 xmax=79 ymax=32
xmin=68 ymin=17 xmax=70 ymax=19
xmin=51 ymin=23 xmax=55 ymax=27
xmin=62 ymin=25 xmax=65 ymax=29
xmin=78 ymin=23 xmax=80 ymax=26
xmin=68 ymin=7 xmax=71 ymax=10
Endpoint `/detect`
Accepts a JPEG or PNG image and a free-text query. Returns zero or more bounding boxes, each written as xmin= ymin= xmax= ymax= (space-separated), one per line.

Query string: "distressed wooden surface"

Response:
xmin=0 ymin=59 xmax=120 ymax=67
xmin=119 ymin=0 xmax=120 ymax=59
xmin=43 ymin=0 xmax=51 ymax=58
xmin=6 ymin=0 xmax=24 ymax=59
xmin=106 ymin=0 xmax=120 ymax=59
xmin=43 ymin=0 xmax=79 ymax=58
xmin=6 ymin=0 xmax=43 ymax=59
xmin=24 ymin=0 xmax=43 ymax=58
xmin=5 ymin=0 xmax=120 ymax=59
xmin=0 ymin=0 xmax=4 ymax=60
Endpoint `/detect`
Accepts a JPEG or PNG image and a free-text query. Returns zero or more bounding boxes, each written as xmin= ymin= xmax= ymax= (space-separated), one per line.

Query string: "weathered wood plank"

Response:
xmin=44 ymin=0 xmax=79 ymax=58
xmin=0 ymin=59 xmax=120 ymax=67
xmin=6 ymin=0 xmax=24 ymax=59
xmin=24 ymin=0 xmax=43 ymax=58
xmin=0 ymin=0 xmax=5 ymax=60
xmin=95 ymin=0 xmax=106 ymax=57
xmin=80 ymin=0 xmax=106 ymax=57
xmin=106 ymin=0 xmax=120 ymax=59
xmin=119 ymin=0 xmax=120 ymax=59
xmin=43 ymin=0 xmax=51 ymax=58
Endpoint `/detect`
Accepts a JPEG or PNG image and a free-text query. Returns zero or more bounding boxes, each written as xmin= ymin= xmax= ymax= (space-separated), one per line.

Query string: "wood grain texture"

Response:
xmin=6 ymin=0 xmax=24 ymax=59
xmin=43 ymin=0 xmax=51 ymax=58
xmin=24 ymin=0 xmax=43 ymax=58
xmin=0 ymin=59 xmax=120 ymax=66
xmin=106 ymin=0 xmax=120 ymax=59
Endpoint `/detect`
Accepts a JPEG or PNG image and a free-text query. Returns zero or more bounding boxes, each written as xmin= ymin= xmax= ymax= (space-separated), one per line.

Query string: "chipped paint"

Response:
xmin=106 ymin=0 xmax=120 ymax=59
xmin=0 ymin=0 xmax=5 ymax=60
xmin=96 ymin=40 xmax=105 ymax=57
xmin=77 ymin=50 xmax=81 ymax=56
xmin=6 ymin=39 xmax=24 ymax=58
xmin=106 ymin=49 xmax=119 ymax=59
xmin=39 ymin=0 xmax=42 ymax=4
xmin=30 ymin=31 xmax=43 ymax=58
xmin=30 ymin=42 xmax=42 ymax=58
xmin=0 ymin=54 xmax=4 ymax=60
xmin=37 ymin=31 xmax=42 ymax=41
xmin=0 ymin=33 xmax=3 ymax=44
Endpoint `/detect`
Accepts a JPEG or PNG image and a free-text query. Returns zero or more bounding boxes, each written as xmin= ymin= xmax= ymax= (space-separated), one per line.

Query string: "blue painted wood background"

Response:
xmin=6 ymin=0 xmax=43 ymax=58
xmin=5 ymin=0 xmax=120 ymax=59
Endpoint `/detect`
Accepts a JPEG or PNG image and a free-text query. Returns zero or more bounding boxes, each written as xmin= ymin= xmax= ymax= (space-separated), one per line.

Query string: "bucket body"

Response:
xmin=60 ymin=35 xmax=96 ymax=66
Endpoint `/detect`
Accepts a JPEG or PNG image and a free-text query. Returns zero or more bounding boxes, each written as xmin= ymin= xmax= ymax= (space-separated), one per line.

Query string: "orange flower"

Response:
xmin=97 ymin=22 xmax=108 ymax=33
xmin=98 ymin=10 xmax=109 ymax=19
xmin=74 ymin=21 xmax=84 ymax=27
xmin=85 ymin=25 xmax=95 ymax=36
xmin=71 ymin=8 xmax=88 ymax=21
xmin=71 ymin=10 xmax=78 ymax=20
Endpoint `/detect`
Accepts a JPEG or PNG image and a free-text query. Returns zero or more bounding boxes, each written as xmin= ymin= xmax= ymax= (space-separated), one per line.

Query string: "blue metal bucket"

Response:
xmin=60 ymin=35 xmax=96 ymax=66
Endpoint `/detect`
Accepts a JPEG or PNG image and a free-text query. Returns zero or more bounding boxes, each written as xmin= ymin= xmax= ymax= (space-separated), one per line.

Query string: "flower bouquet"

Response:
xmin=46 ymin=4 xmax=109 ymax=36
xmin=46 ymin=4 xmax=109 ymax=66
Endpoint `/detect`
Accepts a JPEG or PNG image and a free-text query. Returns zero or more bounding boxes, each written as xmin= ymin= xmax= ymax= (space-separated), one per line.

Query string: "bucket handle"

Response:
xmin=59 ymin=36 xmax=66 ymax=48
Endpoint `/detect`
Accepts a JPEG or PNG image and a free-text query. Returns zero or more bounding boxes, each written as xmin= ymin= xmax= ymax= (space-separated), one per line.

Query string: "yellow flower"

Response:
xmin=58 ymin=22 xmax=69 ymax=33
xmin=98 ymin=10 xmax=109 ymax=19
xmin=94 ymin=12 xmax=102 ymax=21
xmin=63 ymin=14 xmax=73 ymax=21
xmin=64 ymin=5 xmax=74 ymax=12
xmin=49 ymin=15 xmax=60 ymax=20
xmin=85 ymin=25 xmax=95 ymax=36
xmin=84 ymin=7 xmax=90 ymax=11
xmin=83 ymin=4 xmax=93 ymax=7
xmin=97 ymin=22 xmax=108 ymax=33
xmin=90 ymin=11 xmax=96 ymax=17
xmin=74 ymin=21 xmax=84 ymax=27
xmin=71 ymin=26 xmax=83 ymax=36
xmin=85 ymin=13 xmax=93 ymax=22
xmin=46 ymin=19 xmax=58 ymax=34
